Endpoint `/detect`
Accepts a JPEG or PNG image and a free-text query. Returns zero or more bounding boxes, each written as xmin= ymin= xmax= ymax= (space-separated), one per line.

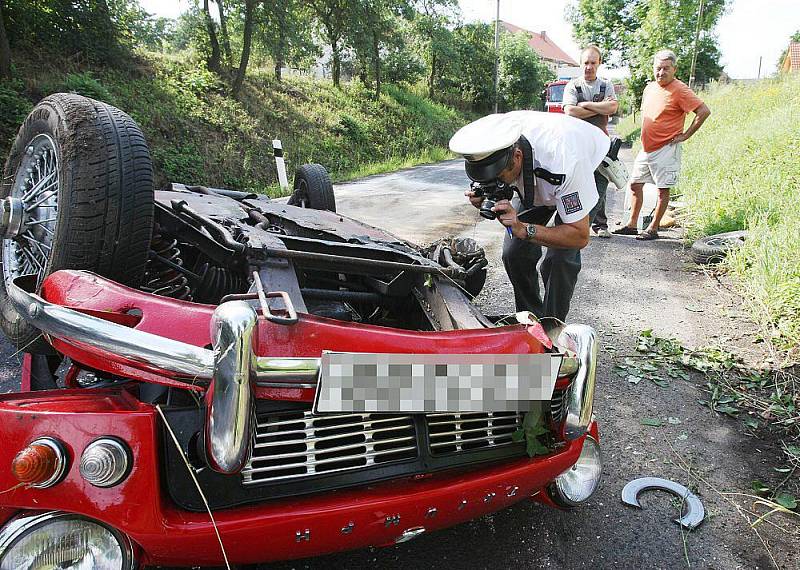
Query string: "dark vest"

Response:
xmin=576 ymin=81 xmax=609 ymax=134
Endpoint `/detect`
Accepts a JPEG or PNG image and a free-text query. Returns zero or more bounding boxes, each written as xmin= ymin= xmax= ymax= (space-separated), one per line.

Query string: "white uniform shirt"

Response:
xmin=505 ymin=111 xmax=608 ymax=224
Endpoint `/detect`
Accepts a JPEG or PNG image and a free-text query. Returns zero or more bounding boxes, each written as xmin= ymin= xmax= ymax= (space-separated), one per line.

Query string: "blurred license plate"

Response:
xmin=313 ymin=352 xmax=562 ymax=413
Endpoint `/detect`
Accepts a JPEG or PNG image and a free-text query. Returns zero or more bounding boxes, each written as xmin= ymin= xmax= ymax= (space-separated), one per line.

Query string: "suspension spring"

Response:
xmin=142 ymin=233 xmax=193 ymax=301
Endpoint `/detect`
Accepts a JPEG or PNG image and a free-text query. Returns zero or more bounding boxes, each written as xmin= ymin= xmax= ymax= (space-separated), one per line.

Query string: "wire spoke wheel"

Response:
xmin=0 ymin=94 xmax=154 ymax=353
xmin=2 ymin=134 xmax=60 ymax=288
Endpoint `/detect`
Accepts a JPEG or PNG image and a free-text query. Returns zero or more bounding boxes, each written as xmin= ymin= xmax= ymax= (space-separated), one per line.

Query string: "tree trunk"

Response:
xmin=274 ymin=5 xmax=286 ymax=81
xmin=274 ymin=34 xmax=284 ymax=81
xmin=217 ymin=0 xmax=233 ymax=68
xmin=203 ymin=0 xmax=222 ymax=74
xmin=428 ymin=52 xmax=437 ymax=99
xmin=0 ymin=5 xmax=11 ymax=79
xmin=232 ymin=0 xmax=256 ymax=98
xmin=372 ymin=32 xmax=380 ymax=100
xmin=331 ymin=40 xmax=341 ymax=87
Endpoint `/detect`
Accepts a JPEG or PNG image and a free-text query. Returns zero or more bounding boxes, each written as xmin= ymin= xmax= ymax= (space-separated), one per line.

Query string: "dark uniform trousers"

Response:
xmin=501 ymin=200 xmax=581 ymax=322
xmin=589 ymin=170 xmax=609 ymax=231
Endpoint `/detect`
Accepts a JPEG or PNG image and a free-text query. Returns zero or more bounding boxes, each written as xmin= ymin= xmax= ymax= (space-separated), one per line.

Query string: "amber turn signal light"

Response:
xmin=11 ymin=437 xmax=68 ymax=488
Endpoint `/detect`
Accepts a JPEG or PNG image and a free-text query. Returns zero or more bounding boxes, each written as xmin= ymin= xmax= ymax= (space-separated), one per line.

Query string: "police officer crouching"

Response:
xmin=449 ymin=111 xmax=608 ymax=322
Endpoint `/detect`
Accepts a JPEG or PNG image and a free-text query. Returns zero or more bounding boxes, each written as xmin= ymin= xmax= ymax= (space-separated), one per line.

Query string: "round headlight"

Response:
xmin=0 ymin=512 xmax=135 ymax=570
xmin=80 ymin=438 xmax=131 ymax=488
xmin=551 ymin=435 xmax=602 ymax=506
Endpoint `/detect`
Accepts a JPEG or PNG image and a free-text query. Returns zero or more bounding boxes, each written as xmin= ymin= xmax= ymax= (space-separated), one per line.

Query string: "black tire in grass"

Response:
xmin=287 ymin=164 xmax=336 ymax=212
xmin=690 ymin=230 xmax=748 ymax=264
xmin=0 ymin=93 xmax=154 ymax=353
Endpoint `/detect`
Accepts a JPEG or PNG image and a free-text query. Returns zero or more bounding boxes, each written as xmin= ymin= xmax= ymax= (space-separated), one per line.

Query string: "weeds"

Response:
xmin=633 ymin=330 xmax=799 ymax=439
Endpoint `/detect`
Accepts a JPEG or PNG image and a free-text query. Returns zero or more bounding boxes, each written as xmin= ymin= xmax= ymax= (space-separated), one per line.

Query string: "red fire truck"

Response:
xmin=542 ymin=80 xmax=569 ymax=113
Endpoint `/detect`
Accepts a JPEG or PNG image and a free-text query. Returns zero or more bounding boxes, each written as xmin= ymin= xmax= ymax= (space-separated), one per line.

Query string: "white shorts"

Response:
xmin=631 ymin=143 xmax=682 ymax=188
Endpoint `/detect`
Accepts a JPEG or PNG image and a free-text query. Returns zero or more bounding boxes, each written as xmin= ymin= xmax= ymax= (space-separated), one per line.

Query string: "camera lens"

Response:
xmin=480 ymin=199 xmax=497 ymax=220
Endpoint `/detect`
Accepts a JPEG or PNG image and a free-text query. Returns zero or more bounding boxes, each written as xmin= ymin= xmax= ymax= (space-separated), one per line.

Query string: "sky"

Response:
xmin=139 ymin=0 xmax=799 ymax=79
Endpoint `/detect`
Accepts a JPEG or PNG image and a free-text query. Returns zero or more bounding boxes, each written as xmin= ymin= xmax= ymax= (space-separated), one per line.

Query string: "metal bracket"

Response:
xmin=219 ymin=271 xmax=299 ymax=325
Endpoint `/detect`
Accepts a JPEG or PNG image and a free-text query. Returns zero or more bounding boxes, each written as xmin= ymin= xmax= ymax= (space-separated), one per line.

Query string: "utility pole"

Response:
xmin=688 ymin=0 xmax=705 ymax=89
xmin=494 ymin=0 xmax=500 ymax=113
xmin=757 ymin=56 xmax=762 ymax=79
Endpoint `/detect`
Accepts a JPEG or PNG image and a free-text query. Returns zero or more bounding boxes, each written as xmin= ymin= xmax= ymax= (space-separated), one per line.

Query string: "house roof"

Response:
xmin=501 ymin=21 xmax=578 ymax=66
xmin=784 ymin=42 xmax=800 ymax=72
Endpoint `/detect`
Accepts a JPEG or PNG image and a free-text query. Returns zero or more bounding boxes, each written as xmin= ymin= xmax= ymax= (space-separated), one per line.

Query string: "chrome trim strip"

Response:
xmin=0 ymin=511 xmax=136 ymax=569
xmin=9 ymin=276 xmax=321 ymax=387
xmin=555 ymin=324 xmax=598 ymax=440
xmin=205 ymin=301 xmax=258 ymax=474
xmin=9 ymin=276 xmax=214 ymax=380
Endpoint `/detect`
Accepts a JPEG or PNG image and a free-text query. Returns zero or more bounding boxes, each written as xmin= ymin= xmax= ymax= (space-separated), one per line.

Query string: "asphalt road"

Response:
xmin=0 ymin=153 xmax=796 ymax=569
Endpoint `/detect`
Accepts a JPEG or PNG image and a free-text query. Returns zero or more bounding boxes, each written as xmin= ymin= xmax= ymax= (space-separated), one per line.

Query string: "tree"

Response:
xmin=347 ymin=0 xmax=409 ymax=99
xmin=380 ymin=17 xmax=425 ymax=85
xmin=231 ymin=0 xmax=257 ymax=98
xmin=309 ymin=0 xmax=350 ymax=87
xmin=410 ymin=0 xmax=459 ymax=99
xmin=497 ymin=31 xmax=554 ymax=111
xmin=0 ymin=4 xmax=10 ymax=78
xmin=257 ymin=0 xmax=318 ymax=81
xmin=439 ymin=22 xmax=495 ymax=111
xmin=567 ymin=0 xmax=635 ymax=64
xmin=202 ymin=0 xmax=223 ymax=73
xmin=216 ymin=0 xmax=234 ymax=67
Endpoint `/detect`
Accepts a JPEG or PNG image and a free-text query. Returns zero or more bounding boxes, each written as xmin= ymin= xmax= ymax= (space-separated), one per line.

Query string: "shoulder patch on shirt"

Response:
xmin=561 ymin=192 xmax=583 ymax=215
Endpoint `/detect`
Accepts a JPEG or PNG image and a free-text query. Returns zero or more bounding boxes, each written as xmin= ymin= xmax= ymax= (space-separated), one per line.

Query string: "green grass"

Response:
xmin=0 ymin=51 xmax=471 ymax=196
xmin=614 ymin=113 xmax=641 ymax=146
xmin=678 ymin=75 xmax=800 ymax=354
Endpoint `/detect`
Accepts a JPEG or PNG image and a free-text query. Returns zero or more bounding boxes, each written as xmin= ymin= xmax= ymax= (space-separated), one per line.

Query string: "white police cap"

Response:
xmin=449 ymin=114 xmax=522 ymax=182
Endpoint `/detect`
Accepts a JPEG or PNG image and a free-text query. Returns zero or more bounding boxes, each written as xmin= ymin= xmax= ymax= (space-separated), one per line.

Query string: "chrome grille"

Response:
xmin=242 ymin=412 xmax=417 ymax=485
xmin=550 ymin=387 xmax=569 ymax=424
xmin=426 ymin=412 xmax=523 ymax=455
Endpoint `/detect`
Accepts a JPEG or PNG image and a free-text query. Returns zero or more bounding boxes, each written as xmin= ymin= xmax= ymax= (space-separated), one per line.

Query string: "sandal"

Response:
xmin=636 ymin=229 xmax=659 ymax=241
xmin=612 ymin=226 xmax=638 ymax=236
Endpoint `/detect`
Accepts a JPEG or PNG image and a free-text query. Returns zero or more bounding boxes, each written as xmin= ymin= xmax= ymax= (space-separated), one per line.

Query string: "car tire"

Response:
xmin=690 ymin=230 xmax=748 ymax=264
xmin=287 ymin=164 xmax=336 ymax=212
xmin=0 ymin=93 xmax=154 ymax=353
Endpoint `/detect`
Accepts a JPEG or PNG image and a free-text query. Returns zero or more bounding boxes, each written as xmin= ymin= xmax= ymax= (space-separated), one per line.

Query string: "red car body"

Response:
xmin=0 ymin=270 xmax=600 ymax=568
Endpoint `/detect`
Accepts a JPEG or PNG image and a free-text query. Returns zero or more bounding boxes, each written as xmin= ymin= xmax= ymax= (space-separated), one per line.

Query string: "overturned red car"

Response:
xmin=0 ymin=94 xmax=601 ymax=569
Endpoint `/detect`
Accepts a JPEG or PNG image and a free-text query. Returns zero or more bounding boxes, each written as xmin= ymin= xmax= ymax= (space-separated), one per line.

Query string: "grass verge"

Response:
xmin=0 ymin=51 xmax=471 ymax=196
xmin=618 ymin=75 xmax=800 ymax=356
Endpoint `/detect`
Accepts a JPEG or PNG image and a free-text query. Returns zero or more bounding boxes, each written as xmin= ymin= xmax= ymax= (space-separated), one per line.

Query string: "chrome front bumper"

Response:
xmin=9 ymin=276 xmax=598 ymax=473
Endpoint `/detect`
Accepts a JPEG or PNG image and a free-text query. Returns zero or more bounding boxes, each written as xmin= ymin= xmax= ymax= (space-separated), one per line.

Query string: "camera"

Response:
xmin=470 ymin=180 xmax=516 ymax=220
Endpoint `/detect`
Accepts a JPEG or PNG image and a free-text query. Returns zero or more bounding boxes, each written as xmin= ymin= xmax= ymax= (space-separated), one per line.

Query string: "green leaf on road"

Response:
xmin=775 ymin=494 xmax=797 ymax=510
xmin=751 ymin=480 xmax=771 ymax=496
xmin=627 ymin=375 xmax=642 ymax=385
xmin=641 ymin=418 xmax=663 ymax=427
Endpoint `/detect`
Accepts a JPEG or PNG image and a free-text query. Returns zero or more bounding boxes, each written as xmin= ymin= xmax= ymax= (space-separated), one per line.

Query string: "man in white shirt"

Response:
xmin=563 ymin=45 xmax=618 ymax=238
xmin=449 ymin=111 xmax=608 ymax=321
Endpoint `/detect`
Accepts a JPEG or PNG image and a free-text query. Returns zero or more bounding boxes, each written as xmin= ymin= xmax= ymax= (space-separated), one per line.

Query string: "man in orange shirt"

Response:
xmin=613 ymin=49 xmax=711 ymax=240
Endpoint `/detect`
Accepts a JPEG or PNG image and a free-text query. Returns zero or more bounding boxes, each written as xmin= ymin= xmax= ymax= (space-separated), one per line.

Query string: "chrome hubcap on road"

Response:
xmin=1 ymin=134 xmax=59 ymax=287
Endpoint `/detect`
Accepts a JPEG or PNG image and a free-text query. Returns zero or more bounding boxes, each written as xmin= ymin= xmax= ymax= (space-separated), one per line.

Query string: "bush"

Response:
xmin=0 ymin=80 xmax=33 ymax=145
xmin=62 ymin=72 xmax=114 ymax=103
